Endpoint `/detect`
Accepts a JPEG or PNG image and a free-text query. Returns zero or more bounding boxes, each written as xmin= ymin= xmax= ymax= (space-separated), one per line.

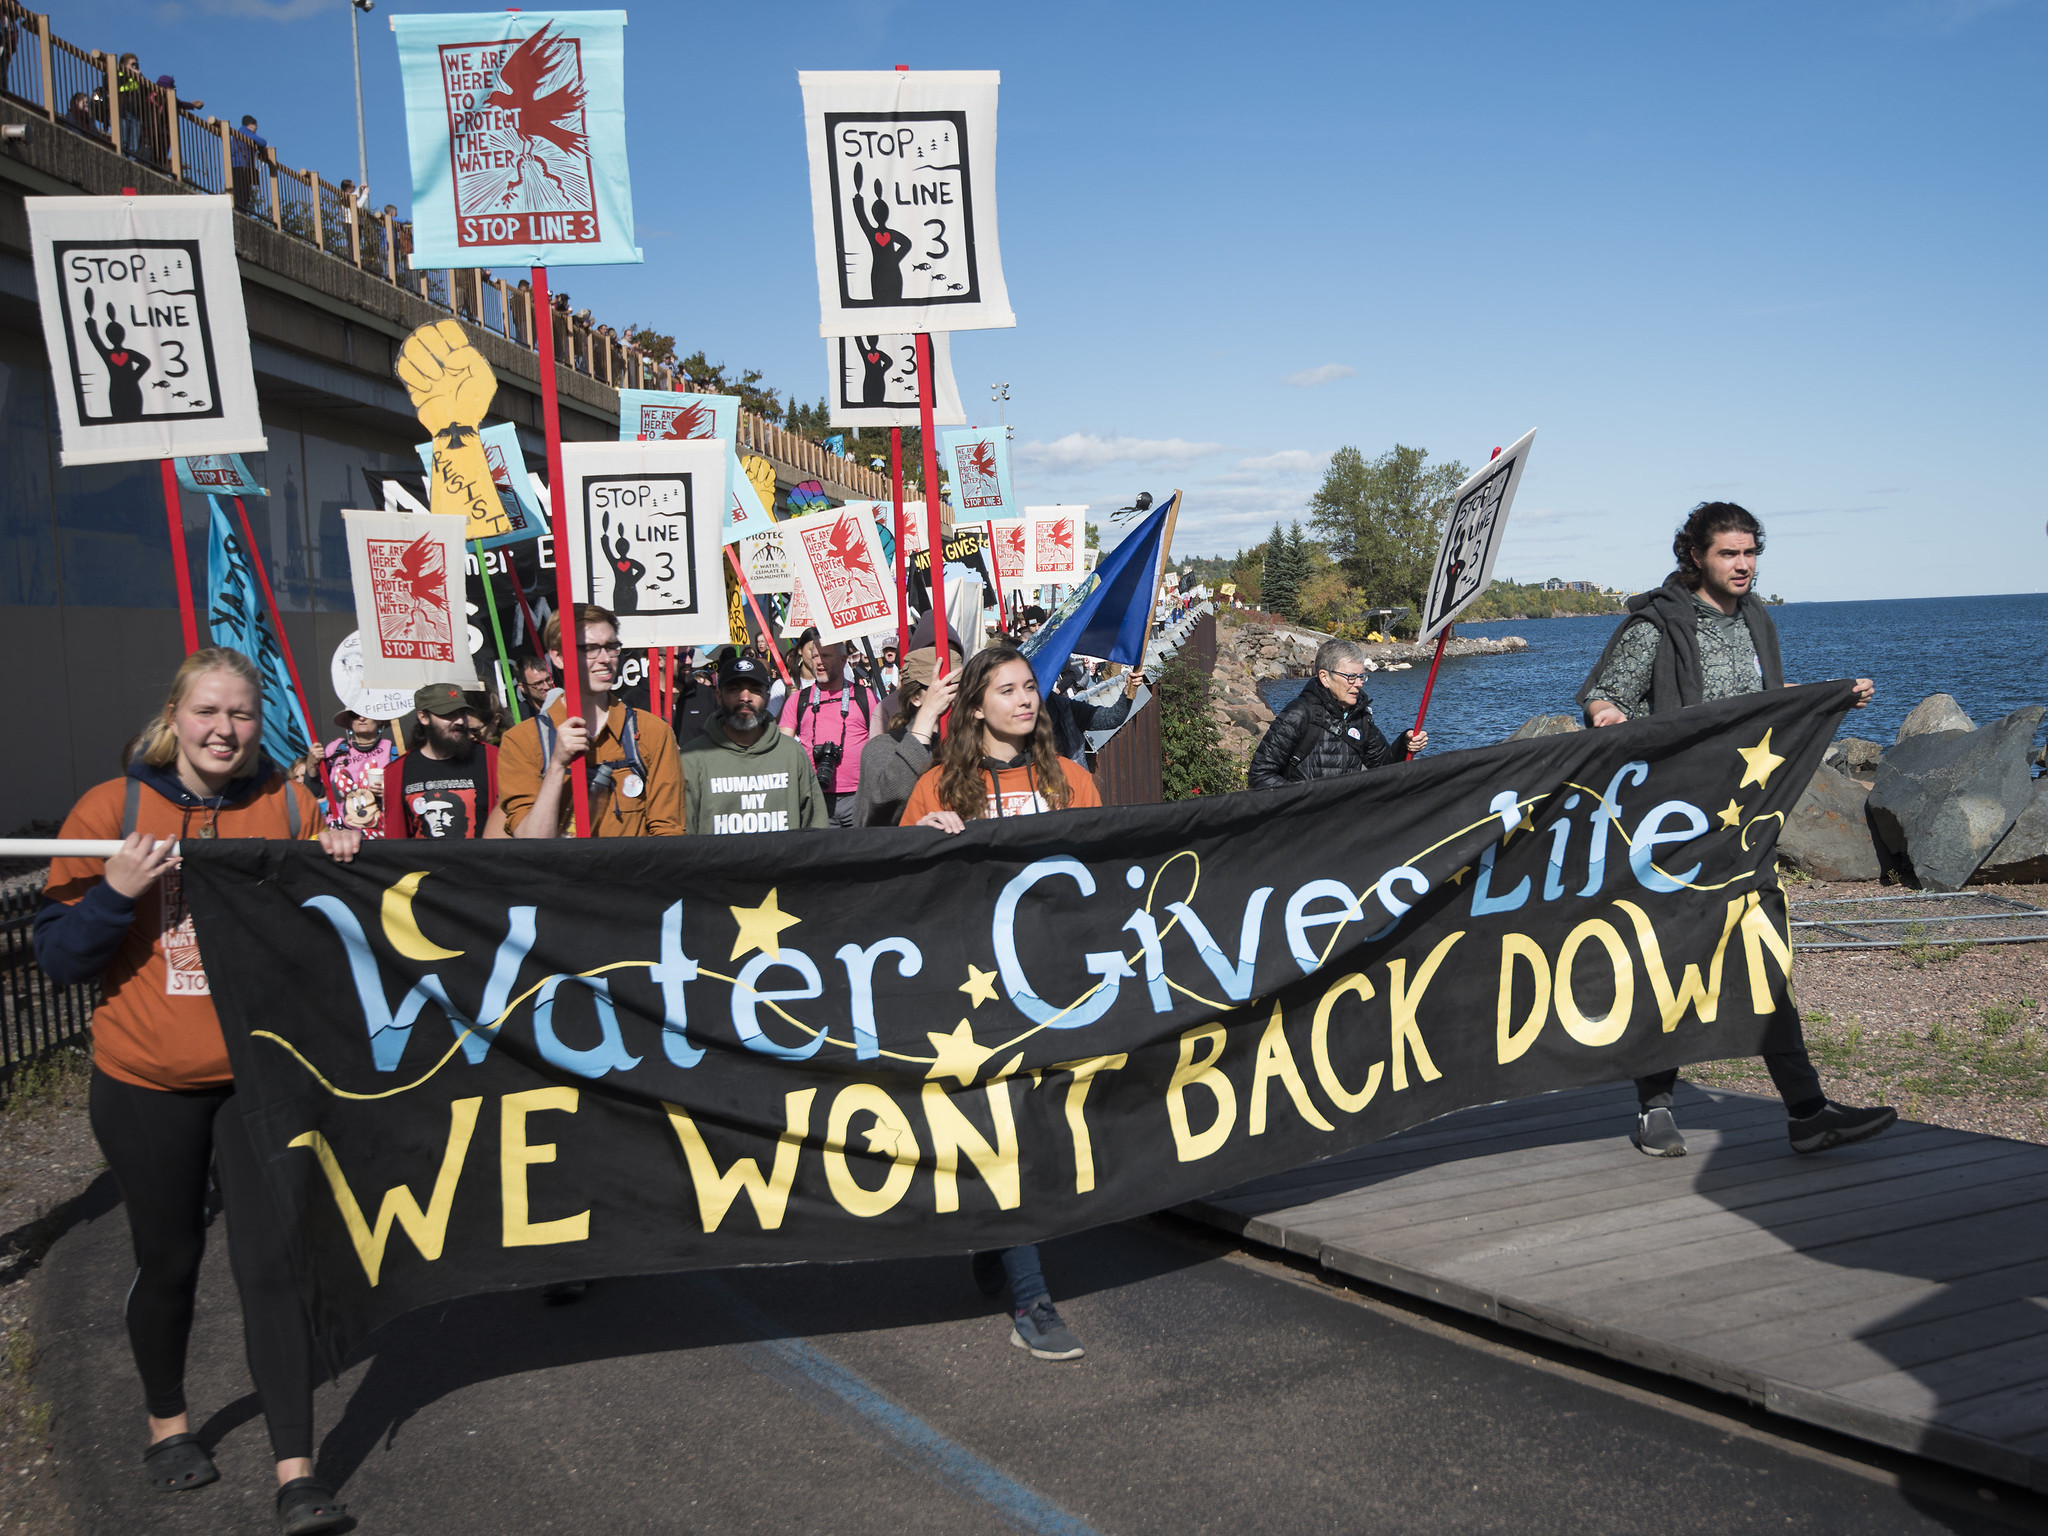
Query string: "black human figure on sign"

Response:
xmin=856 ymin=335 xmax=892 ymax=405
xmin=851 ymin=165 xmax=911 ymax=302
xmin=82 ymin=291 xmax=150 ymax=422
xmin=600 ymin=512 xmax=645 ymax=614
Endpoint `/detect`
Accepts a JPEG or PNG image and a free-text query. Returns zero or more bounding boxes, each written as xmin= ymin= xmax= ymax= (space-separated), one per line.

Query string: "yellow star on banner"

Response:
xmin=925 ymin=1020 xmax=997 ymax=1086
xmin=1514 ymin=806 xmax=1536 ymax=834
xmin=1736 ymin=730 xmax=1785 ymax=790
xmin=959 ymin=964 xmax=1001 ymax=1008
xmin=1717 ymin=799 xmax=1744 ymax=830
xmin=728 ymin=888 xmax=800 ymax=962
xmin=863 ymin=1119 xmax=911 ymax=1158
xmin=1447 ymin=864 xmax=1472 ymax=886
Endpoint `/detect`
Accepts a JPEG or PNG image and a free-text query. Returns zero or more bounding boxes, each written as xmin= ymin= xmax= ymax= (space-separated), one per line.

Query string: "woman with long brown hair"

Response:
xmin=898 ymin=645 xmax=1098 ymax=1360
xmin=34 ymin=649 xmax=359 ymax=1533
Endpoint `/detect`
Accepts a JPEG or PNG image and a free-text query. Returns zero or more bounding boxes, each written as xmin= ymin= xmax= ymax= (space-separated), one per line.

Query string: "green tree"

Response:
xmin=1260 ymin=520 xmax=1298 ymax=618
xmin=674 ymin=350 xmax=782 ymax=420
xmin=1308 ymin=444 xmax=1468 ymax=633
xmin=623 ymin=324 xmax=677 ymax=365
xmin=1158 ymin=654 xmax=1243 ymax=799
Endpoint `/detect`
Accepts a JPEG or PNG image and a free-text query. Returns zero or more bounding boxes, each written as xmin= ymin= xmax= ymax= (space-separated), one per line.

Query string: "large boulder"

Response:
xmin=1505 ymin=713 xmax=1583 ymax=742
xmin=1896 ymin=694 xmax=1975 ymax=743
xmin=1866 ymin=706 xmax=2046 ymax=890
xmin=1823 ymin=736 xmax=1884 ymax=775
xmin=1778 ymin=763 xmax=1882 ymax=881
xmin=1974 ymin=783 xmax=2048 ymax=886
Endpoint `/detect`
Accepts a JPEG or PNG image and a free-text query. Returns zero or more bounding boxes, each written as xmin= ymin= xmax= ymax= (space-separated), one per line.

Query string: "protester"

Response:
xmin=777 ymin=637 xmax=876 ymax=827
xmin=67 ymin=91 xmax=107 ymax=139
xmin=678 ymin=654 xmax=827 ymax=835
xmin=145 ymin=74 xmax=203 ymax=170
xmin=898 ymin=645 xmax=1099 ymax=1362
xmin=321 ymin=708 xmax=397 ymax=836
xmin=1579 ymin=501 xmax=1890 ymax=1158
xmin=668 ymin=650 xmax=718 ymax=751
xmin=230 ymin=115 xmax=270 ymax=214
xmin=852 ymin=651 xmax=959 ymax=827
xmin=1247 ymin=639 xmax=1425 ymax=788
xmin=383 ymin=684 xmax=498 ymax=839
xmin=496 ymin=604 xmax=683 ymax=838
xmin=32 ymin=649 xmax=357 ymax=1534
xmin=876 ymin=641 xmax=901 ymax=693
xmin=514 ymin=652 xmax=557 ymax=718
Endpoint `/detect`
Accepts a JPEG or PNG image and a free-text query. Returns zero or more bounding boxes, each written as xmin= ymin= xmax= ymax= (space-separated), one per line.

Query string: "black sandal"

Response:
xmin=142 ymin=1432 xmax=218 ymax=1493
xmin=276 ymin=1476 xmax=350 ymax=1535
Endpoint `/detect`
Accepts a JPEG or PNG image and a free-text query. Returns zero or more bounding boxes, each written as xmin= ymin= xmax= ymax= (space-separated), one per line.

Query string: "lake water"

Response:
xmin=1257 ymin=591 xmax=2048 ymax=755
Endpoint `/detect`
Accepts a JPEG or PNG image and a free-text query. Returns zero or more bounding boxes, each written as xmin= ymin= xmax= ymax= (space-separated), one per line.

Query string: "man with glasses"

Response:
xmin=496 ymin=604 xmax=683 ymax=838
xmin=1248 ymin=639 xmax=1425 ymax=789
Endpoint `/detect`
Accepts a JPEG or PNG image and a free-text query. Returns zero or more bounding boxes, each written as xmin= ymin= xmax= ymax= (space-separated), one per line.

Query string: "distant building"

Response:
xmin=1543 ymin=577 xmax=1566 ymax=590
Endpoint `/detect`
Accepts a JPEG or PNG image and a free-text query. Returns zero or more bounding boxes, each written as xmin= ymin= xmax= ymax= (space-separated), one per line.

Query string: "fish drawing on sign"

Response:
xmin=851 ymin=164 xmax=912 ymax=303
xmin=483 ymin=27 xmax=589 ymax=210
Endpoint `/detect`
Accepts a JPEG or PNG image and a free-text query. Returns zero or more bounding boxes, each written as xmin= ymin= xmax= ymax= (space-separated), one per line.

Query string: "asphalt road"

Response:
xmin=32 ymin=1183 xmax=2042 ymax=1535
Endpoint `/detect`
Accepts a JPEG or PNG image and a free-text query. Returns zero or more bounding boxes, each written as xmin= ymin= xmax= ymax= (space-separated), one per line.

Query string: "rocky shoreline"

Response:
xmin=1235 ymin=622 xmax=1528 ymax=684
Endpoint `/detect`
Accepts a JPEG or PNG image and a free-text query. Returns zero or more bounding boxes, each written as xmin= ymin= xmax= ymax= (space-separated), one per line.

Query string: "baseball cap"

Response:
xmin=414 ymin=683 xmax=468 ymax=717
xmin=718 ymin=653 xmax=768 ymax=688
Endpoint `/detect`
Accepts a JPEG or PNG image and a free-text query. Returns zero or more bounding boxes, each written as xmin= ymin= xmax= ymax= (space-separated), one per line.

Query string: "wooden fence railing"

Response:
xmin=0 ymin=0 xmax=897 ymax=500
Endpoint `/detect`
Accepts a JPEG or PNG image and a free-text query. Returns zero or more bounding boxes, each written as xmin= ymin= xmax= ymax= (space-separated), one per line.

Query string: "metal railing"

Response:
xmin=0 ymin=873 xmax=96 ymax=1077
xmin=0 ymin=2 xmax=900 ymax=500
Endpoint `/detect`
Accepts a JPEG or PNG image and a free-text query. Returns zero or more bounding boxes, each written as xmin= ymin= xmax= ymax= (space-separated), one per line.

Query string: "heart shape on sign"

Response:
xmin=110 ymin=352 xmax=129 ymax=366
xmin=874 ymin=233 xmax=890 ymax=247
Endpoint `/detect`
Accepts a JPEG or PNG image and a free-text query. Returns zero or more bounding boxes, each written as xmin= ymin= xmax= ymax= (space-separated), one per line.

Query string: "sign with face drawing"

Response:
xmin=800 ymin=71 xmax=1014 ymax=336
xmin=27 ymin=195 xmax=264 ymax=466
xmin=559 ymin=439 xmax=729 ymax=647
xmin=823 ymin=332 xmax=965 ymax=428
xmin=1418 ymin=428 xmax=1537 ymax=642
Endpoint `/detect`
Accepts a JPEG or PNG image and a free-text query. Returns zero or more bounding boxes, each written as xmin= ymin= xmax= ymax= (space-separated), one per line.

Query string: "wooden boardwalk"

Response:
xmin=1181 ymin=1083 xmax=2048 ymax=1493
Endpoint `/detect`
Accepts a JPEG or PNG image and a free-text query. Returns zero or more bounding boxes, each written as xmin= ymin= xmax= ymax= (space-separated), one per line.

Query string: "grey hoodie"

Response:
xmin=677 ymin=713 xmax=829 ymax=835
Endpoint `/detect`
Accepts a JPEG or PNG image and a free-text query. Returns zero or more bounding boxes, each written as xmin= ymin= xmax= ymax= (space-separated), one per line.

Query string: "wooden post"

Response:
xmin=35 ymin=16 xmax=54 ymax=122
xmin=383 ymin=212 xmax=397 ymax=281
xmin=214 ymin=117 xmax=232 ymax=199
xmin=529 ymin=265 xmax=590 ymax=837
xmin=347 ymin=200 xmax=361 ymax=267
xmin=162 ymin=87 xmax=181 ymax=180
xmin=1129 ymin=489 xmax=1183 ymax=688
xmin=267 ymin=157 xmax=282 ymax=229
xmin=101 ymin=52 xmax=119 ymax=152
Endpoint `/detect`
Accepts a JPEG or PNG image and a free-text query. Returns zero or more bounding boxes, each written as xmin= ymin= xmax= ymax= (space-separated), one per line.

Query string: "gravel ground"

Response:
xmin=1689 ymin=879 xmax=2048 ymax=1143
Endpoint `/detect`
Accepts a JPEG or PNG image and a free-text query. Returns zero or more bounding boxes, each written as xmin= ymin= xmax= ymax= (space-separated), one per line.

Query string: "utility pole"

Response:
xmin=992 ymin=381 xmax=1012 ymax=441
xmin=348 ymin=0 xmax=374 ymax=195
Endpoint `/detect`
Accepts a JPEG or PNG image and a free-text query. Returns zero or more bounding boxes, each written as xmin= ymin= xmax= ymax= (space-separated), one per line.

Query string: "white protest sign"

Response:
xmin=1024 ymin=506 xmax=1087 ymax=585
xmin=559 ymin=439 xmax=728 ymax=647
xmin=738 ymin=525 xmax=793 ymax=594
xmin=329 ymin=632 xmax=421 ymax=721
xmin=823 ymin=332 xmax=966 ymax=428
xmin=782 ymin=503 xmax=898 ymax=643
xmin=800 ymin=71 xmax=1014 ymax=337
xmin=27 ymin=195 xmax=265 ymax=466
xmin=1417 ymin=428 xmax=1537 ymax=642
xmin=341 ymin=510 xmax=480 ymax=690
xmin=988 ymin=520 xmax=1028 ymax=584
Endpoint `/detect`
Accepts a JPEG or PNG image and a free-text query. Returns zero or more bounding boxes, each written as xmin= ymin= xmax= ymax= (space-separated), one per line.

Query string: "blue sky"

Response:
xmin=89 ymin=0 xmax=2046 ymax=600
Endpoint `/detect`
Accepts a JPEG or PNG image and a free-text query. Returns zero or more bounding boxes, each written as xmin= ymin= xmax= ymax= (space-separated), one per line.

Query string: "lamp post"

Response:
xmin=348 ymin=0 xmax=374 ymax=194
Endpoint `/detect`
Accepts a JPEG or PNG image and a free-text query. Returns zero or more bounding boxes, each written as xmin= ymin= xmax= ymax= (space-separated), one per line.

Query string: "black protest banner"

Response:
xmin=909 ymin=526 xmax=995 ymax=610
xmin=183 ymin=683 xmax=1850 ymax=1366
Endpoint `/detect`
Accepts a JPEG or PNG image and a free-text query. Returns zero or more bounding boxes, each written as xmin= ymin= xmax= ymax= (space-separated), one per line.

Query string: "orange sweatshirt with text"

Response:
xmin=898 ymin=758 xmax=1100 ymax=824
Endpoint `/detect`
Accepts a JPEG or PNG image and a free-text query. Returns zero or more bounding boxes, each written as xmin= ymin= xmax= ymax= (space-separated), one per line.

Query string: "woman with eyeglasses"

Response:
xmin=34 ymin=648 xmax=359 ymax=1533
xmin=1247 ymin=638 xmax=1425 ymax=789
xmin=897 ymin=645 xmax=1101 ymax=1362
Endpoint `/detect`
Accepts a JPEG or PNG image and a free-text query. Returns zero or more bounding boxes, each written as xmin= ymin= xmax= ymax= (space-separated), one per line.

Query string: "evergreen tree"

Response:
xmin=1260 ymin=520 xmax=1297 ymax=618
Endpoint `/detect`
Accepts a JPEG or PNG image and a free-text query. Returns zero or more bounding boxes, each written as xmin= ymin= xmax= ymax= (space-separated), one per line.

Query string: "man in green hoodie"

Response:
xmin=679 ymin=653 xmax=829 ymax=835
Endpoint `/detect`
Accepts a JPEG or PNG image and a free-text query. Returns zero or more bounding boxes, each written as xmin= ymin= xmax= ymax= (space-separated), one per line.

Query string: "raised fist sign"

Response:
xmin=396 ymin=320 xmax=508 ymax=540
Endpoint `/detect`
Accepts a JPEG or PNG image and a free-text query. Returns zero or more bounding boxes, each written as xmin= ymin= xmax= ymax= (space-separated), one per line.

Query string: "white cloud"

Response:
xmin=1233 ymin=449 xmax=1328 ymax=475
xmin=200 ymin=0 xmax=327 ymax=18
xmin=1281 ymin=363 xmax=1357 ymax=388
xmin=1012 ymin=433 xmax=1224 ymax=473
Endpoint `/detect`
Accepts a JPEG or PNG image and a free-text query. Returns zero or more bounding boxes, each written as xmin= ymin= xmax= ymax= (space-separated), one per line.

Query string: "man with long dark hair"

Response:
xmin=1579 ymin=502 xmax=1888 ymax=1158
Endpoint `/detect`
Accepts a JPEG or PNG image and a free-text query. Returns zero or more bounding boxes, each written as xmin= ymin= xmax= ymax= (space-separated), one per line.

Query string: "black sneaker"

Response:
xmin=1632 ymin=1107 xmax=1687 ymax=1157
xmin=1789 ymin=1100 xmax=1896 ymax=1154
xmin=1010 ymin=1297 xmax=1084 ymax=1361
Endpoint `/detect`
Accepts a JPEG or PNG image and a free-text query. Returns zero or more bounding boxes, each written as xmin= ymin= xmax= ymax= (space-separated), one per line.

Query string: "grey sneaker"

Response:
xmin=1010 ymin=1297 xmax=1084 ymax=1361
xmin=1789 ymin=1100 xmax=1896 ymax=1154
xmin=1632 ymin=1107 xmax=1687 ymax=1157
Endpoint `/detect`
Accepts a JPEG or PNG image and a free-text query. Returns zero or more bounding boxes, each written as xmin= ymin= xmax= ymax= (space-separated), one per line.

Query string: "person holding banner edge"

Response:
xmin=899 ymin=645 xmax=1101 ymax=1360
xmin=32 ymin=649 xmax=358 ymax=1533
xmin=1579 ymin=501 xmax=1890 ymax=1158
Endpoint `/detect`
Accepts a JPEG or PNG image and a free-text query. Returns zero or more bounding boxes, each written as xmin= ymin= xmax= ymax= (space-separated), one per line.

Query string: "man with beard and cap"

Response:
xmin=383 ymin=684 xmax=497 ymax=840
xmin=678 ymin=653 xmax=829 ymax=836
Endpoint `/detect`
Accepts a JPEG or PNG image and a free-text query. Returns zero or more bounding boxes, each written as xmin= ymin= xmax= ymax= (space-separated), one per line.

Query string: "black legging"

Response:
xmin=88 ymin=1069 xmax=316 ymax=1461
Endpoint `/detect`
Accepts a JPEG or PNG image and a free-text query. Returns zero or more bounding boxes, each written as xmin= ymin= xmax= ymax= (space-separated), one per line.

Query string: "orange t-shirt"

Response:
xmin=46 ymin=772 xmax=320 ymax=1091
xmin=898 ymin=757 xmax=1101 ymax=824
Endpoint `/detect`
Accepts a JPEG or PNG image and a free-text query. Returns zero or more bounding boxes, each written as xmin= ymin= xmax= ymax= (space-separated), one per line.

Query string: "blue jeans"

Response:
xmin=979 ymin=1244 xmax=1046 ymax=1307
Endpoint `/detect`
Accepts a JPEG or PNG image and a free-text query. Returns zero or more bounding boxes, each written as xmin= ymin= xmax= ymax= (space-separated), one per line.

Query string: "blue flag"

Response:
xmin=205 ymin=497 xmax=312 ymax=765
xmin=616 ymin=389 xmax=772 ymax=543
xmin=394 ymin=10 xmax=641 ymax=269
xmin=938 ymin=426 xmax=1020 ymax=522
xmin=1020 ymin=494 xmax=1175 ymax=692
xmin=175 ymin=454 xmax=266 ymax=497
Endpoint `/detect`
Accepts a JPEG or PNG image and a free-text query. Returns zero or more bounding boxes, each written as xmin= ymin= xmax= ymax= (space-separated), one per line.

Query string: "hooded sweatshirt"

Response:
xmin=34 ymin=755 xmax=319 ymax=1090
xmin=677 ymin=713 xmax=829 ymax=835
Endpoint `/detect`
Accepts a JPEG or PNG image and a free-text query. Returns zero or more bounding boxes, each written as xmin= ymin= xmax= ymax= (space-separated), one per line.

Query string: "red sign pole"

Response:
xmin=726 ymin=546 xmax=793 ymax=685
xmin=983 ymin=520 xmax=1009 ymax=634
xmin=158 ymin=459 xmax=199 ymax=654
xmin=891 ymin=425 xmax=908 ymax=662
xmin=229 ymin=495 xmax=320 ymax=753
xmin=915 ymin=333 xmax=946 ymax=677
xmin=529 ymin=265 xmax=590 ymax=836
xmin=1406 ymin=445 xmax=1502 ymax=760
